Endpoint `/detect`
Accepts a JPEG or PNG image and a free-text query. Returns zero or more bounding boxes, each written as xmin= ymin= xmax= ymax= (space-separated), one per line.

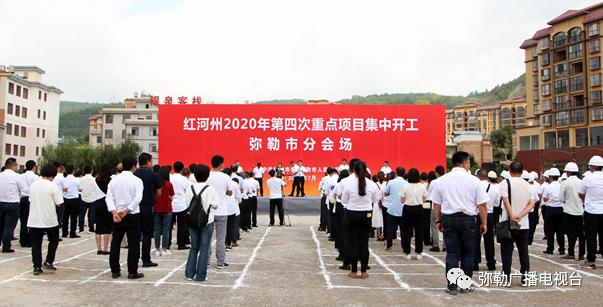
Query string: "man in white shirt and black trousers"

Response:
xmin=579 ymin=155 xmax=603 ymax=269
xmin=107 ymin=156 xmax=144 ymax=279
xmin=432 ymin=152 xmax=489 ymax=295
xmin=252 ymin=163 xmax=265 ymax=197
xmin=19 ymin=160 xmax=40 ymax=247
xmin=62 ymin=165 xmax=82 ymax=238
xmin=0 ymin=158 xmax=27 ymax=253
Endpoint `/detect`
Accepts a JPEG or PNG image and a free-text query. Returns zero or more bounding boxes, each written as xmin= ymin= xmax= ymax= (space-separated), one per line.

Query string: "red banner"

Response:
xmin=158 ymin=104 xmax=446 ymax=195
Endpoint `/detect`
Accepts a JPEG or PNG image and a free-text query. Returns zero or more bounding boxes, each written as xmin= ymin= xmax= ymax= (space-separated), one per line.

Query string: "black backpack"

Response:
xmin=188 ymin=185 xmax=210 ymax=229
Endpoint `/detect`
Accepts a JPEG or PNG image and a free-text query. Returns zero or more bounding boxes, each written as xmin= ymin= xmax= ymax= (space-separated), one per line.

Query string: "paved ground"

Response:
xmin=1 ymin=213 xmax=603 ymax=306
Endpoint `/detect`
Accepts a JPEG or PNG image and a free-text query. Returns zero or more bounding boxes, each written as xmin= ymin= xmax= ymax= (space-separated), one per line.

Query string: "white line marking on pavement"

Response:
xmin=155 ymin=260 xmax=187 ymax=286
xmin=420 ymin=248 xmax=490 ymax=292
xmin=329 ymin=285 xmax=576 ymax=292
xmin=369 ymin=249 xmax=410 ymax=290
xmin=311 ymin=226 xmax=333 ymax=289
xmin=15 ymin=277 xmax=234 ymax=288
xmin=231 ymin=226 xmax=271 ymax=290
xmin=528 ymin=252 xmax=603 ymax=280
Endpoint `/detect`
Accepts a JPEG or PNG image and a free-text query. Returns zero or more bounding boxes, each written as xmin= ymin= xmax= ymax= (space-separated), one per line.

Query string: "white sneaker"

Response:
xmin=155 ymin=249 xmax=162 ymax=257
xmin=163 ymin=249 xmax=172 ymax=256
xmin=415 ymin=253 xmax=423 ymax=260
xmin=403 ymin=254 xmax=412 ymax=260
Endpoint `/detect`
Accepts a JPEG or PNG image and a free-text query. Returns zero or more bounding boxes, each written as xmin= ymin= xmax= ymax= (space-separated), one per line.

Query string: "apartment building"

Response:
xmin=0 ymin=65 xmax=62 ymax=166
xmin=517 ymin=2 xmax=603 ymax=171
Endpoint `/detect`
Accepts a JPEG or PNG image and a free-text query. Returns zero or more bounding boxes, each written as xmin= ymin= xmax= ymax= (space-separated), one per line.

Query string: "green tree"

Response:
xmin=491 ymin=125 xmax=513 ymax=160
xmin=41 ymin=139 xmax=141 ymax=171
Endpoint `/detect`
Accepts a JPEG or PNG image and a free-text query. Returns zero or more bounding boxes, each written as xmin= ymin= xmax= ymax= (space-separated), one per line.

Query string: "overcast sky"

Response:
xmin=0 ymin=0 xmax=597 ymax=103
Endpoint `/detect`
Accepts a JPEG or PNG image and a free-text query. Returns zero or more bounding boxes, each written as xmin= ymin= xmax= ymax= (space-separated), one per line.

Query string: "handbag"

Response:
xmin=495 ymin=179 xmax=513 ymax=243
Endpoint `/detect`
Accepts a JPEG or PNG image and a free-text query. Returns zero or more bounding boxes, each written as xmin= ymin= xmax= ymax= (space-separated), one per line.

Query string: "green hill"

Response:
xmin=59 ymin=101 xmax=123 ymax=141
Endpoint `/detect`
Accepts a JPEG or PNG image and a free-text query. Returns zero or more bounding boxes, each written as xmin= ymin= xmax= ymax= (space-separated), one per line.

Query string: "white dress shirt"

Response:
xmin=27 ymin=179 xmax=63 ymax=228
xmin=0 ymin=169 xmax=26 ymax=203
xmin=380 ymin=166 xmax=392 ymax=174
xmin=20 ymin=170 xmax=40 ymax=197
xmin=252 ymin=167 xmax=265 ymax=179
xmin=80 ymin=174 xmax=103 ymax=203
xmin=338 ymin=164 xmax=349 ymax=172
xmin=225 ymin=180 xmax=240 ymax=216
xmin=560 ymin=176 xmax=583 ymax=216
xmin=267 ymin=177 xmax=286 ymax=199
xmin=171 ymin=173 xmax=192 ymax=213
xmin=499 ymin=178 xmax=533 ymax=230
xmin=325 ymin=175 xmax=339 ymax=206
xmin=291 ymin=164 xmax=300 ymax=177
xmin=207 ymin=171 xmax=233 ymax=216
xmin=579 ymin=171 xmax=603 ymax=214
xmin=484 ymin=182 xmax=501 ymax=214
xmin=430 ymin=167 xmax=490 ymax=216
xmin=63 ymin=175 xmax=82 ymax=199
xmin=318 ymin=176 xmax=329 ymax=196
xmin=185 ymin=182 xmax=220 ymax=224
xmin=341 ymin=174 xmax=380 ymax=211
xmin=400 ymin=183 xmax=428 ymax=206
xmin=106 ymin=171 xmax=144 ymax=214
xmin=542 ymin=181 xmax=563 ymax=208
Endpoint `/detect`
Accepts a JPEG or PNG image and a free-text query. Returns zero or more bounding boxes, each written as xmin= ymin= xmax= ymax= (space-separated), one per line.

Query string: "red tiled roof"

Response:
xmin=532 ymin=27 xmax=552 ymax=40
xmin=88 ymin=114 xmax=102 ymax=120
xmin=548 ymin=9 xmax=586 ymax=25
xmin=585 ymin=6 xmax=603 ymax=23
xmin=520 ymin=39 xmax=537 ymax=49
xmin=476 ymin=104 xmax=500 ymax=111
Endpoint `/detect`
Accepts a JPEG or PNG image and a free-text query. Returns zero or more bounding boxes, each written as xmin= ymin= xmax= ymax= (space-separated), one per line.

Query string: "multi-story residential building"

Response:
xmin=0 ymin=65 xmax=62 ymax=167
xmin=517 ymin=3 xmax=603 ymax=171
xmin=89 ymin=96 xmax=158 ymax=164
xmin=445 ymin=98 xmax=527 ymax=141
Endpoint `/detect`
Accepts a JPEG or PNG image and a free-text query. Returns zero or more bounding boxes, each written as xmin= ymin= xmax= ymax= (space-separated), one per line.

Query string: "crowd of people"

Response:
xmin=0 ymin=151 xmax=602 ymax=294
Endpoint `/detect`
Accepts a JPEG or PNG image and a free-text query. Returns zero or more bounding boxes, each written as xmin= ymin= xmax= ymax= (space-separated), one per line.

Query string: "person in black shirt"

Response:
xmin=94 ymin=163 xmax=113 ymax=255
xmin=134 ymin=153 xmax=163 ymax=267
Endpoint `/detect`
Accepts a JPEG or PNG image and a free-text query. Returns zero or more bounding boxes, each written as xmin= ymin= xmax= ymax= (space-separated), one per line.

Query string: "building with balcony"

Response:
xmin=517 ymin=2 xmax=603 ymax=172
xmin=0 ymin=65 xmax=62 ymax=167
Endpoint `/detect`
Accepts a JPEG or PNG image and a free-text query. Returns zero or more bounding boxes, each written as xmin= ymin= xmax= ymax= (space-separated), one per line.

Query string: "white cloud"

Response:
xmin=0 ymin=0 xmax=596 ymax=102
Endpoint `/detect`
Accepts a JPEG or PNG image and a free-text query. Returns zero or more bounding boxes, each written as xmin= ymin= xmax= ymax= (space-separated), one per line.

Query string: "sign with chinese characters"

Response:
xmin=158 ymin=104 xmax=445 ymax=195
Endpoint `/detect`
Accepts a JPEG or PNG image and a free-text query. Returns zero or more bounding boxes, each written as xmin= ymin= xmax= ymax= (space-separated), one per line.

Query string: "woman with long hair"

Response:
xmin=155 ymin=166 xmax=174 ymax=256
xmin=94 ymin=163 xmax=113 ymax=255
xmin=420 ymin=172 xmax=432 ymax=247
xmin=341 ymin=160 xmax=380 ymax=279
xmin=372 ymin=172 xmax=385 ymax=241
xmin=400 ymin=168 xmax=429 ymax=260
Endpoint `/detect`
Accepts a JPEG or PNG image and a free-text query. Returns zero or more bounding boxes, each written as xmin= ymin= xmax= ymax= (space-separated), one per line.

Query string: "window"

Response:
xmin=593 ymin=107 xmax=603 ymax=121
xmin=570 ymin=76 xmax=584 ymax=91
xmin=42 ymin=129 xmax=45 ymax=138
xmin=534 ymin=89 xmax=539 ymax=100
xmin=43 ymin=93 xmax=47 ymax=102
xmin=591 ymin=126 xmax=603 ymax=145
xmin=130 ymin=127 xmax=139 ymax=136
xmin=540 ymin=38 xmax=550 ymax=50
xmin=21 ymin=126 xmax=26 ymax=138
xmin=592 ymin=90 xmax=602 ymax=104
xmin=542 ymin=114 xmax=553 ymax=127
xmin=22 ymin=107 xmax=27 ymax=118
xmin=105 ymin=129 xmax=113 ymax=139
xmin=576 ymin=128 xmax=589 ymax=147
xmin=36 ymin=147 xmax=39 ymax=156
xmin=36 ymin=128 xmax=40 ymax=137
xmin=16 ymin=85 xmax=21 ymax=97
xmin=43 ymin=111 xmax=46 ymax=120
xmin=13 ymin=144 xmax=18 ymax=156
xmin=589 ymin=23 xmax=600 ymax=37
xmin=543 ymin=99 xmax=552 ymax=111
xmin=15 ymin=105 xmax=20 ymax=117
xmin=557 ymin=130 xmax=570 ymax=148
xmin=6 ymin=123 xmax=12 ymax=135
xmin=541 ymin=53 xmax=550 ymax=65
xmin=4 ymin=144 xmax=10 ymax=155
xmin=531 ymin=135 xmax=540 ymax=150
xmin=520 ymin=136 xmax=531 ymax=151
xmin=553 ymin=32 xmax=566 ymax=47
xmin=570 ymin=61 xmax=583 ymax=74
xmin=590 ymin=56 xmax=601 ymax=70
xmin=105 ymin=114 xmax=113 ymax=124
xmin=590 ymin=39 xmax=601 ymax=53
xmin=569 ymin=43 xmax=583 ymax=59
xmin=23 ymin=88 xmax=28 ymax=99
xmin=7 ymin=103 xmax=13 ymax=115
xmin=555 ymin=95 xmax=569 ymax=110
xmin=545 ymin=131 xmax=556 ymax=148
xmin=149 ymin=143 xmax=157 ymax=153
xmin=541 ymin=68 xmax=550 ymax=81
xmin=555 ymin=63 xmax=567 ymax=78
xmin=556 ymin=111 xmax=569 ymax=126
xmin=532 ymin=61 xmax=538 ymax=72
xmin=8 ymin=82 xmax=14 ymax=94
xmin=532 ymin=46 xmax=538 ymax=58
xmin=19 ymin=146 xmax=25 ymax=157
xmin=14 ymin=124 xmax=19 ymax=136
xmin=121 ymin=130 xmax=126 ymax=139
xmin=38 ymin=91 xmax=42 ymax=100
xmin=96 ymin=136 xmax=102 ymax=144
xmin=569 ymin=28 xmax=582 ymax=43
xmin=146 ymin=115 xmax=152 ymax=120
xmin=572 ymin=94 xmax=585 ymax=107
xmin=37 ymin=109 xmax=41 ymax=118
xmin=591 ymin=73 xmax=602 ymax=87
xmin=533 ymin=74 xmax=539 ymax=86
xmin=150 ymin=127 xmax=157 ymax=136
xmin=571 ymin=109 xmax=586 ymax=124
xmin=541 ymin=84 xmax=551 ymax=96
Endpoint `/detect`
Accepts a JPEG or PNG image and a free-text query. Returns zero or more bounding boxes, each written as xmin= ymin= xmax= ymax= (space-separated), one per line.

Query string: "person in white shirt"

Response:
xmin=428 ymin=166 xmax=446 ymax=252
xmin=318 ymin=170 xmax=331 ymax=232
xmin=188 ymin=163 xmax=198 ymax=184
xmin=107 ymin=156 xmax=144 ymax=279
xmin=579 ymin=155 xmax=603 ymax=269
xmin=61 ymin=165 xmax=83 ymax=238
xmin=252 ymin=163 xmax=265 ymax=197
xmin=224 ymin=172 xmax=241 ymax=249
xmin=324 ymin=168 xmax=340 ymax=240
xmin=19 ymin=160 xmax=40 ymax=248
xmin=0 ymin=158 xmax=27 ymax=253
xmin=560 ymin=162 xmax=584 ymax=260
xmin=171 ymin=162 xmax=193 ymax=250
xmin=481 ymin=170 xmax=500 ymax=271
xmin=80 ymin=165 xmax=102 ymax=233
xmin=234 ymin=161 xmax=244 ymax=174
xmin=400 ymin=168 xmax=428 ymax=259
xmin=267 ymin=169 xmax=286 ymax=226
xmin=240 ymin=173 xmax=256 ymax=231
xmin=341 ymin=160 xmax=379 ymax=279
xmin=539 ymin=170 xmax=550 ymax=241
xmin=498 ymin=161 xmax=535 ymax=285
xmin=431 ymin=151 xmax=489 ymax=294
xmin=185 ymin=164 xmax=220 ymax=282
xmin=338 ymin=159 xmax=349 ymax=172
xmin=527 ymin=172 xmax=541 ymax=245
xmin=288 ymin=161 xmax=300 ymax=197
xmin=52 ymin=163 xmax=67 ymax=231
xmin=206 ymin=155 xmax=233 ymax=269
xmin=542 ymin=168 xmax=565 ymax=255
xmin=243 ymin=173 xmax=260 ymax=228
xmin=380 ymin=161 xmax=392 ymax=175
xmin=27 ymin=164 xmax=64 ymax=275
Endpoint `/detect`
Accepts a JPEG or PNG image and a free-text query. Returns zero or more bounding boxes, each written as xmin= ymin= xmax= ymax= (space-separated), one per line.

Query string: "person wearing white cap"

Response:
xmin=527 ymin=172 xmax=541 ymax=245
xmin=538 ymin=170 xmax=551 ymax=241
xmin=542 ymin=168 xmax=565 ymax=255
xmin=579 ymin=155 xmax=603 ymax=269
xmin=482 ymin=170 xmax=500 ymax=271
xmin=583 ymin=170 xmax=592 ymax=178
xmin=560 ymin=162 xmax=584 ymax=260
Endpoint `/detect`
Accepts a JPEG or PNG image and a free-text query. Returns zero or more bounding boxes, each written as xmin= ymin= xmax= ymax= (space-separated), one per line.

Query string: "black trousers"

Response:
xmin=79 ymin=201 xmax=95 ymax=232
xmin=29 ymin=226 xmax=59 ymax=268
xmin=62 ymin=198 xmax=80 ymax=237
xmin=328 ymin=202 xmax=336 ymax=239
xmin=585 ymin=212 xmax=603 ymax=262
xmin=110 ymin=214 xmax=141 ymax=274
xmin=19 ymin=197 xmax=31 ymax=246
xmin=482 ymin=213 xmax=496 ymax=268
xmin=545 ymin=206 xmax=565 ymax=253
xmin=541 ymin=205 xmax=548 ymax=238
xmin=500 ymin=229 xmax=530 ymax=280
xmin=386 ymin=213 xmax=403 ymax=249
xmin=172 ymin=210 xmax=189 ymax=248
xmin=564 ymin=213 xmax=585 ymax=257
xmin=56 ymin=205 xmax=64 ymax=227
xmin=335 ymin=203 xmax=345 ymax=251
xmin=319 ymin=196 xmax=328 ymax=229
xmin=269 ymin=198 xmax=284 ymax=226
xmin=344 ymin=210 xmax=372 ymax=273
xmin=298 ymin=177 xmax=305 ymax=196
xmin=493 ymin=206 xmax=502 ymax=226
xmin=528 ymin=201 xmax=540 ymax=245
xmin=423 ymin=208 xmax=431 ymax=246
xmin=240 ymin=199 xmax=251 ymax=230
xmin=290 ymin=177 xmax=299 ymax=196
xmin=250 ymin=196 xmax=258 ymax=227
xmin=255 ymin=178 xmax=264 ymax=196
xmin=140 ymin=206 xmax=154 ymax=263
xmin=401 ymin=205 xmax=424 ymax=254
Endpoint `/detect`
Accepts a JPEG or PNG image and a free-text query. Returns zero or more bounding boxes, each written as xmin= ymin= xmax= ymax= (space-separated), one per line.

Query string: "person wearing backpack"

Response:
xmin=185 ymin=164 xmax=220 ymax=282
